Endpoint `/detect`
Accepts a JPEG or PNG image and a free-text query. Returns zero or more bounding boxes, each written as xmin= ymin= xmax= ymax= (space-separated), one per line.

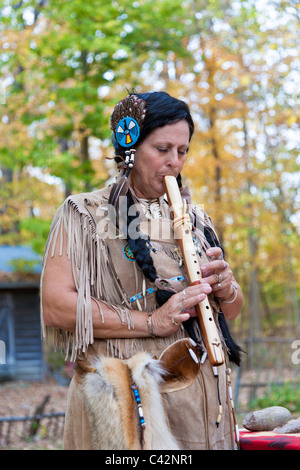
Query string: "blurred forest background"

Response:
xmin=0 ymin=0 xmax=299 ymax=343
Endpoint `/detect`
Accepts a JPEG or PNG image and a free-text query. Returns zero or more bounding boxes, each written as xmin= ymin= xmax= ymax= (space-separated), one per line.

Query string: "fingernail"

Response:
xmin=198 ymin=293 xmax=206 ymax=301
xmin=202 ymin=265 xmax=207 ymax=271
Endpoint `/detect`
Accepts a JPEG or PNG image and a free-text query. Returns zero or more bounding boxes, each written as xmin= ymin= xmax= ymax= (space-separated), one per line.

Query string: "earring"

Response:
xmin=124 ymin=149 xmax=136 ymax=176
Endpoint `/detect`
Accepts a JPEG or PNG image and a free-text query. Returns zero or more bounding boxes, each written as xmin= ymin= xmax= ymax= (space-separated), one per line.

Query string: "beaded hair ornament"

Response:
xmin=110 ymin=94 xmax=146 ymax=174
xmin=108 ymin=94 xmax=147 ymax=212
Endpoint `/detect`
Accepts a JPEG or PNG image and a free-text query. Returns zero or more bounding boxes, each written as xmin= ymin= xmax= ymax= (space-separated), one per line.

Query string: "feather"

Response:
xmin=108 ymin=176 xmax=129 ymax=208
xmin=107 ymin=176 xmax=130 ymax=230
xmin=110 ymin=95 xmax=146 ymax=133
xmin=218 ymin=311 xmax=244 ymax=366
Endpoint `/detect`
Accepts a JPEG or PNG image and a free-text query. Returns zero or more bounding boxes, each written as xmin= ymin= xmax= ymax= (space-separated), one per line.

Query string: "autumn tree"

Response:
xmin=148 ymin=0 xmax=300 ymax=335
xmin=0 ymin=0 xmax=187 ymax=249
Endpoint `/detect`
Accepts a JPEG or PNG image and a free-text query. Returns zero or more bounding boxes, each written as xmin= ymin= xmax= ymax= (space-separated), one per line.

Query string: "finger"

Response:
xmin=206 ymin=247 xmax=223 ymax=260
xmin=186 ymin=306 xmax=198 ymax=318
xmin=173 ymin=305 xmax=198 ymax=326
xmin=180 ymin=287 xmax=211 ymax=311
xmin=211 ymin=274 xmax=233 ymax=297
xmin=215 ymin=271 xmax=225 ymax=284
xmin=165 ymin=286 xmax=211 ymax=332
xmin=175 ymin=312 xmax=192 ymax=324
xmin=201 ymin=260 xmax=228 ymax=277
xmin=211 ymin=279 xmax=231 ymax=293
xmin=182 ymin=284 xmax=210 ymax=296
xmin=178 ymin=284 xmax=210 ymax=302
xmin=199 ymin=269 xmax=227 ymax=287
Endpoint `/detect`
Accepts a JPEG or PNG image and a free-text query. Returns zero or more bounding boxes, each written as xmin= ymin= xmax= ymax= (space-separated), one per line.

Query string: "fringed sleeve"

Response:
xmin=40 ymin=203 xmax=67 ymax=350
xmin=40 ymin=191 xmax=133 ymax=361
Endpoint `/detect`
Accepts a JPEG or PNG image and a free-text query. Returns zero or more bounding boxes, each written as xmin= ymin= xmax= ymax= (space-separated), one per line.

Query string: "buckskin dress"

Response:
xmin=40 ymin=179 xmax=238 ymax=450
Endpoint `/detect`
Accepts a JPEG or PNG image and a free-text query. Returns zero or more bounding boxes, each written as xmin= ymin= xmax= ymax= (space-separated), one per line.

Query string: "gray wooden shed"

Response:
xmin=0 ymin=246 xmax=45 ymax=381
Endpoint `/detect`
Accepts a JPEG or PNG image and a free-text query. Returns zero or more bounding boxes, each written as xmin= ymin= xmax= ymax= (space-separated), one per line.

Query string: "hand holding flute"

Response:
xmin=163 ymin=175 xmax=225 ymax=366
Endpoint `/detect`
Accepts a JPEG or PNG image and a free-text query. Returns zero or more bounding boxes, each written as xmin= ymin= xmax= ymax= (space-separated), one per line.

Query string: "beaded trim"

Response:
xmin=129 ymin=275 xmax=184 ymax=303
xmin=131 ymin=383 xmax=146 ymax=428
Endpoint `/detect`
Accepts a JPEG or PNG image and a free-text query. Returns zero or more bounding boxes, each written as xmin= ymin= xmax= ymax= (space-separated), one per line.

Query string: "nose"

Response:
xmin=166 ymin=149 xmax=180 ymax=167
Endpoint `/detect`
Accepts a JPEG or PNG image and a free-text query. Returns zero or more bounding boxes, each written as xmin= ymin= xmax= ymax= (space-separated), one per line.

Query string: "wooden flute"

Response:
xmin=164 ymin=176 xmax=224 ymax=367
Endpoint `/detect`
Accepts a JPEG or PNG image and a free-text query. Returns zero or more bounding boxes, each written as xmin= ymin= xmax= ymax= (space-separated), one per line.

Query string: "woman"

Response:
xmin=41 ymin=91 xmax=243 ymax=450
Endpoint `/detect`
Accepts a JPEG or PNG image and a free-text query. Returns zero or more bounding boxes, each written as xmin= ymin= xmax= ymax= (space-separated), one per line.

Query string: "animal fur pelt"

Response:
xmin=159 ymin=338 xmax=201 ymax=392
xmin=76 ymin=351 xmax=180 ymax=450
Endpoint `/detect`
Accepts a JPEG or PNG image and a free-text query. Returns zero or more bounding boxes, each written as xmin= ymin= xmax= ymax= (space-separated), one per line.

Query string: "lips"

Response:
xmin=158 ymin=174 xmax=175 ymax=179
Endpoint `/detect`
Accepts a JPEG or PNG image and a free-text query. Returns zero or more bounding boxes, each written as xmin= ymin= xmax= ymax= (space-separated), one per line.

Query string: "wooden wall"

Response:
xmin=0 ymin=283 xmax=45 ymax=381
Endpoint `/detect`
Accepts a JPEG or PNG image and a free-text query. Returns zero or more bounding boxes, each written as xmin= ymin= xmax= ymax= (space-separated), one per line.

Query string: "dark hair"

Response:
xmin=112 ymin=91 xmax=194 ymax=163
xmin=116 ymin=91 xmax=193 ymax=295
xmin=112 ymin=92 xmax=198 ymax=336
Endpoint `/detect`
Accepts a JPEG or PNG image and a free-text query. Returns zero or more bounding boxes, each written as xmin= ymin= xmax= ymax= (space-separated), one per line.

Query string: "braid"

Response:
xmin=176 ymin=173 xmax=182 ymax=189
xmin=126 ymin=191 xmax=157 ymax=283
xmin=126 ymin=191 xmax=174 ymax=306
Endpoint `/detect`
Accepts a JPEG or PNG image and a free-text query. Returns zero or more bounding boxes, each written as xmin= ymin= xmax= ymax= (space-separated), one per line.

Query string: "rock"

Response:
xmin=274 ymin=417 xmax=300 ymax=434
xmin=243 ymin=406 xmax=292 ymax=432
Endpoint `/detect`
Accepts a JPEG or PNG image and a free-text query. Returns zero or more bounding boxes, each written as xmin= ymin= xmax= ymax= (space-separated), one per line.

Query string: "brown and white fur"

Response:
xmin=76 ymin=338 xmax=201 ymax=450
xmin=76 ymin=351 xmax=180 ymax=450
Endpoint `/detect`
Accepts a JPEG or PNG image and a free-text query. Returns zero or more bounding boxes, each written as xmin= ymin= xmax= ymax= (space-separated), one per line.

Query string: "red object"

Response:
xmin=239 ymin=429 xmax=300 ymax=450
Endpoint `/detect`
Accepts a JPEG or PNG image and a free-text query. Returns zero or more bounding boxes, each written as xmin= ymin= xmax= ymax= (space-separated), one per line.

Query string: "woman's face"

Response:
xmin=131 ymin=120 xmax=190 ymax=199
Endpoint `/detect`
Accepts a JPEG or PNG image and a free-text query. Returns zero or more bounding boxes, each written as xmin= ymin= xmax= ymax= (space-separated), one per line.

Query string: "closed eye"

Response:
xmin=157 ymin=148 xmax=188 ymax=155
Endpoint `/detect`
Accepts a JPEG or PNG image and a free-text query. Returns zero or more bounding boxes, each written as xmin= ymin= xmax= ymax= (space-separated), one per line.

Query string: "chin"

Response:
xmin=153 ymin=181 xmax=166 ymax=198
xmin=138 ymin=179 xmax=165 ymax=199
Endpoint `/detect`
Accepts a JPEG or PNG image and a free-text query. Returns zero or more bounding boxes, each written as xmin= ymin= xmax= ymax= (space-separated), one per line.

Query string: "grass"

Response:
xmin=249 ymin=381 xmax=300 ymax=414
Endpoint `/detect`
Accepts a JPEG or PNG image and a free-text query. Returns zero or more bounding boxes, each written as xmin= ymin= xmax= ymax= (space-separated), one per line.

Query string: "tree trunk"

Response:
xmin=242 ymin=118 xmax=261 ymax=341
